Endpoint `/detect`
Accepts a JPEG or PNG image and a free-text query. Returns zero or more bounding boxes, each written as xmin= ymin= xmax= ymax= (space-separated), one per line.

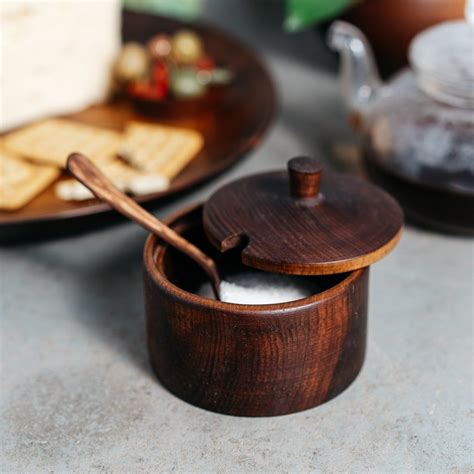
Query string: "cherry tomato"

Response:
xmin=152 ymin=61 xmax=169 ymax=96
xmin=127 ymin=80 xmax=165 ymax=100
xmin=196 ymin=55 xmax=215 ymax=71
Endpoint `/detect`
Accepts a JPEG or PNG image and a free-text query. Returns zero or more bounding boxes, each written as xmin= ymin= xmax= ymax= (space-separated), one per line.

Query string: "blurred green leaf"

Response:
xmin=123 ymin=0 xmax=205 ymax=20
xmin=284 ymin=0 xmax=353 ymax=32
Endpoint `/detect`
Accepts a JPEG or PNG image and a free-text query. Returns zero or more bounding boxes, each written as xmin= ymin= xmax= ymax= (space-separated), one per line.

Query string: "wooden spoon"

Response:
xmin=67 ymin=153 xmax=221 ymax=299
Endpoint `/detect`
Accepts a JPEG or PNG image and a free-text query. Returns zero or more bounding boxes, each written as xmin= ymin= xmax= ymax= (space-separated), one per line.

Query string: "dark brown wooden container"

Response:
xmin=144 ymin=204 xmax=369 ymax=417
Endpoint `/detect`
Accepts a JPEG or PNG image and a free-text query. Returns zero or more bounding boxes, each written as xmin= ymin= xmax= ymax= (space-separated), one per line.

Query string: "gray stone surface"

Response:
xmin=1 ymin=3 xmax=473 ymax=473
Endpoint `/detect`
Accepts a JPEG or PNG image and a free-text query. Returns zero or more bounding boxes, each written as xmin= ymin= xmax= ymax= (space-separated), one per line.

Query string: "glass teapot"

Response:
xmin=327 ymin=14 xmax=474 ymax=233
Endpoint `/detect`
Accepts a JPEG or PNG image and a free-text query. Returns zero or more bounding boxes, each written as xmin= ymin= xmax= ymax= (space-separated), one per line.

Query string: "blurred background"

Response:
xmin=1 ymin=1 xmax=472 ymax=472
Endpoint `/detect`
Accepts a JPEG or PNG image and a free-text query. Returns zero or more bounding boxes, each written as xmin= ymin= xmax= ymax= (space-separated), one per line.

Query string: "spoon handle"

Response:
xmin=67 ymin=153 xmax=220 ymax=299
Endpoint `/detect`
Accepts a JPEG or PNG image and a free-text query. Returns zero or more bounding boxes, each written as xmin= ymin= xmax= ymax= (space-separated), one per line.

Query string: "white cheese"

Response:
xmin=0 ymin=0 xmax=121 ymax=132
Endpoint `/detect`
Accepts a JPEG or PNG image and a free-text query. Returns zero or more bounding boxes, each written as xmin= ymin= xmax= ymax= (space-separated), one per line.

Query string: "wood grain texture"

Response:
xmin=0 ymin=10 xmax=276 ymax=243
xmin=203 ymin=161 xmax=403 ymax=275
xmin=68 ymin=153 xmax=221 ymax=297
xmin=144 ymin=205 xmax=368 ymax=417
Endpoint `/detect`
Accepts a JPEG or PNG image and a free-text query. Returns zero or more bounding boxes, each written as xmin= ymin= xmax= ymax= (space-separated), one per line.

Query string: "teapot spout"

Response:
xmin=328 ymin=21 xmax=382 ymax=115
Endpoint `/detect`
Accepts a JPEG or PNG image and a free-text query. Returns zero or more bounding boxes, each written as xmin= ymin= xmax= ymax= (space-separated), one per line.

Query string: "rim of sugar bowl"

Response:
xmin=143 ymin=203 xmax=365 ymax=314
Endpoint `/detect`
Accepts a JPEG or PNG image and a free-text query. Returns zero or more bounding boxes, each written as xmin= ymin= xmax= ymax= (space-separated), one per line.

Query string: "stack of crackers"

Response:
xmin=0 ymin=119 xmax=203 ymax=211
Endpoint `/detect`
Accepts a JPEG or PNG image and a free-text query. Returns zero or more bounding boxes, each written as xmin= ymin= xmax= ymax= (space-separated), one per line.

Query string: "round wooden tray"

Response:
xmin=0 ymin=11 xmax=276 ymax=243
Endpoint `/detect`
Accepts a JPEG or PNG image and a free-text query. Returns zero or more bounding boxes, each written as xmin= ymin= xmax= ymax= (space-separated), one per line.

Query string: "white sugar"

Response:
xmin=198 ymin=270 xmax=320 ymax=304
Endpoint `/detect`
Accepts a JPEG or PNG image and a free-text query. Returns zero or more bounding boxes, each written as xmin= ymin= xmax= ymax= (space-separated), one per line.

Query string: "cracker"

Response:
xmin=55 ymin=159 xmax=169 ymax=201
xmin=119 ymin=122 xmax=203 ymax=179
xmin=0 ymin=145 xmax=60 ymax=211
xmin=3 ymin=119 xmax=121 ymax=168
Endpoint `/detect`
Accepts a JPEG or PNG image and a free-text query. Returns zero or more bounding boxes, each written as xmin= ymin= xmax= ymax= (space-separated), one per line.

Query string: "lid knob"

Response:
xmin=288 ymin=157 xmax=322 ymax=199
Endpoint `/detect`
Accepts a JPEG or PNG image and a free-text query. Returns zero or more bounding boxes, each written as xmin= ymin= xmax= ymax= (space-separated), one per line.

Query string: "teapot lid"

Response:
xmin=203 ymin=157 xmax=403 ymax=275
xmin=409 ymin=20 xmax=474 ymax=106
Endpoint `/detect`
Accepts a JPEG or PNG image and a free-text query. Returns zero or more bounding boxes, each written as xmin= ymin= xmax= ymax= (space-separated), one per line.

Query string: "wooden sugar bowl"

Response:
xmin=144 ymin=157 xmax=403 ymax=416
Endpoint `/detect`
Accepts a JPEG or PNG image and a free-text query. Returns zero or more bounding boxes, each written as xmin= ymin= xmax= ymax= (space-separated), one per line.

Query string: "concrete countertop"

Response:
xmin=1 ymin=3 xmax=473 ymax=472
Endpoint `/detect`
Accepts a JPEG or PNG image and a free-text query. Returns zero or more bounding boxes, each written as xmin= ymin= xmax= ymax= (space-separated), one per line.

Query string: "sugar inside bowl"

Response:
xmin=144 ymin=157 xmax=403 ymax=417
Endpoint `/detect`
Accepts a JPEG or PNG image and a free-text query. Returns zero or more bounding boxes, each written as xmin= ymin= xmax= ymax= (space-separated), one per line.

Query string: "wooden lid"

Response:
xmin=203 ymin=157 xmax=403 ymax=275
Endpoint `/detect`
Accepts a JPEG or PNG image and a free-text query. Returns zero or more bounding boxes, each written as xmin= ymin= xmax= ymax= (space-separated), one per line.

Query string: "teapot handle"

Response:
xmin=327 ymin=21 xmax=382 ymax=123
